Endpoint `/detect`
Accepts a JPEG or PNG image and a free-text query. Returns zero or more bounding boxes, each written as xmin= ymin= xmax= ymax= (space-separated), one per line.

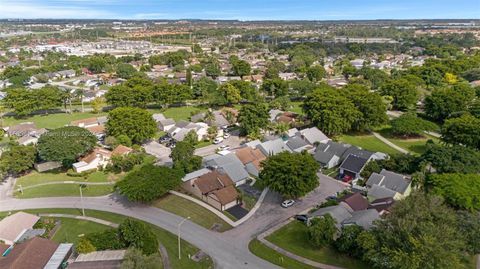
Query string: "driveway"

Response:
xmin=143 ymin=141 xmax=172 ymax=164
xmin=194 ymin=135 xmax=244 ymax=157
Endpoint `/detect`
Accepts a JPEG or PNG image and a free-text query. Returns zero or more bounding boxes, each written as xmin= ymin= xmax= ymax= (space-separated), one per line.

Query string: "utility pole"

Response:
xmin=79 ymin=184 xmax=86 ymax=216
xmin=177 ymin=216 xmax=190 ymax=259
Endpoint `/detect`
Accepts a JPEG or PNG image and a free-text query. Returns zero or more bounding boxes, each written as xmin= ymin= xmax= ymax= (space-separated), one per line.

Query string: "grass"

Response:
xmin=265 ymin=221 xmax=370 ymax=269
xmin=51 ymin=217 xmax=110 ymax=245
xmin=249 ymin=239 xmax=318 ymax=269
xmin=289 ymin=101 xmax=304 ymax=115
xmin=1 ymin=208 xmax=213 ymax=269
xmin=3 ymin=112 xmax=107 ymax=129
xmin=150 ymin=106 xmax=207 ymax=122
xmin=14 ymin=171 xmax=116 ymax=198
xmin=195 ymin=140 xmax=213 ymax=149
xmin=337 ymin=133 xmax=400 ymax=156
xmin=377 ymin=127 xmax=440 ymax=155
xmin=153 ymin=194 xmax=232 ymax=232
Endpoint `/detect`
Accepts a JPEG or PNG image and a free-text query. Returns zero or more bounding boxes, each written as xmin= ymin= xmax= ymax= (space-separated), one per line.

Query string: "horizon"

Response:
xmin=0 ymin=0 xmax=479 ymax=20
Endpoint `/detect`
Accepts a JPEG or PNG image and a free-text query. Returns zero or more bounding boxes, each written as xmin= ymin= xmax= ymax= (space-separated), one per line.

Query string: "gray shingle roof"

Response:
xmin=298 ymin=127 xmax=329 ymax=145
xmin=366 ymin=169 xmax=411 ymax=194
xmin=257 ymin=138 xmax=291 ymax=156
xmin=309 ymin=205 xmax=353 ymax=225
xmin=340 ymin=154 xmax=370 ymax=174
xmin=343 ymin=209 xmax=379 ymax=230
xmin=205 ymin=153 xmax=249 ymax=184
xmin=286 ymin=136 xmax=309 ymax=152
xmin=368 ymin=184 xmax=398 ymax=199
xmin=314 ymin=141 xmax=352 ymax=165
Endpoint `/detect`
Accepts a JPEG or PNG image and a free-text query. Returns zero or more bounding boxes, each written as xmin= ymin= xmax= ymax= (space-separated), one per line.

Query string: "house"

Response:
xmin=182 ymin=169 xmax=239 ymax=211
xmin=257 ymin=138 xmax=292 ymax=156
xmin=167 ymin=121 xmax=209 ymax=142
xmin=72 ymin=147 xmax=112 ymax=173
xmin=204 ymin=153 xmax=250 ymax=186
xmin=235 ymin=146 xmax=267 ymax=177
xmin=286 ymin=136 xmax=313 ymax=153
xmin=368 ymin=197 xmax=395 ymax=215
xmin=366 ymin=169 xmax=412 ymax=200
xmin=297 ymin=127 xmax=330 ymax=145
xmin=339 ymin=154 xmax=371 ymax=180
xmin=339 ymin=192 xmax=369 ymax=212
xmin=278 ymin=72 xmax=297 ymax=80
xmin=34 ymin=161 xmax=62 ymax=173
xmin=68 ymin=250 xmax=126 ymax=269
xmin=327 ymin=77 xmax=348 ymax=87
xmin=112 ymin=145 xmax=133 ymax=156
xmin=207 ymin=111 xmax=230 ymax=128
xmin=158 ymin=118 xmax=176 ymax=132
xmin=70 ymin=116 xmax=107 ymax=129
xmin=16 ymin=128 xmax=47 ymax=146
xmin=268 ymin=109 xmax=284 ymax=122
xmin=4 ymin=122 xmax=37 ymax=137
xmin=313 ymin=141 xmax=352 ymax=168
xmin=152 ymin=113 xmax=166 ymax=122
xmin=54 ymin=69 xmax=76 ymax=78
xmin=0 ymin=237 xmax=71 ymax=269
xmin=309 ymin=203 xmax=379 ymax=230
xmin=0 ymin=212 xmax=40 ymax=245
xmin=275 ymin=112 xmax=299 ymax=125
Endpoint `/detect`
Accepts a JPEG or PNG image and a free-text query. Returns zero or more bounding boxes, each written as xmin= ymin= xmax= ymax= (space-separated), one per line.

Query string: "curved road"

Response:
xmin=0 ymin=173 xmax=345 ymax=269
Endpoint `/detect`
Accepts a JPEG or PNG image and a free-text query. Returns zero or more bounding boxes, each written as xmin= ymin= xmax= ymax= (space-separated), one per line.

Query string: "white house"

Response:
xmin=72 ymin=147 xmax=112 ymax=173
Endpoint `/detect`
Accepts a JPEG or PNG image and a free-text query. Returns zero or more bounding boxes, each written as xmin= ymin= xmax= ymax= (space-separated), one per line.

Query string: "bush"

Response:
xmin=76 ymin=238 xmax=96 ymax=254
xmin=119 ymin=219 xmax=159 ymax=255
xmin=86 ymin=229 xmax=126 ymax=251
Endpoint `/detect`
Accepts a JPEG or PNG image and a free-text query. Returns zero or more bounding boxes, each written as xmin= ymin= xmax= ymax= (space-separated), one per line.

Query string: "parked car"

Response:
xmin=281 ymin=199 xmax=295 ymax=208
xmin=213 ymin=137 xmax=224 ymax=144
xmin=218 ymin=145 xmax=230 ymax=151
xmin=166 ymin=142 xmax=176 ymax=148
xmin=326 ymin=195 xmax=337 ymax=201
xmin=342 ymin=175 xmax=353 ymax=183
xmin=159 ymin=135 xmax=172 ymax=144
xmin=223 ymin=132 xmax=230 ymax=139
xmin=295 ymin=214 xmax=309 ymax=223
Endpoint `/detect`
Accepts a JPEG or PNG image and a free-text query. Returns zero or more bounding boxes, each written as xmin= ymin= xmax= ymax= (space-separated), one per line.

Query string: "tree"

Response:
xmin=230 ymin=58 xmax=251 ymax=78
xmin=229 ymin=80 xmax=257 ymax=101
xmin=335 ymin=225 xmax=364 ymax=258
xmin=115 ymin=164 xmax=182 ymax=202
xmin=76 ymin=238 xmax=96 ymax=254
xmin=361 ymin=193 xmax=466 ymax=269
xmin=427 ymin=173 xmax=480 ymax=211
xmin=4 ymin=87 xmax=63 ymax=116
xmin=0 ymin=144 xmax=36 ymax=176
xmin=116 ymin=63 xmax=137 ymax=79
xmin=380 ymin=79 xmax=419 ymax=111
xmin=390 ymin=113 xmax=437 ymax=137
xmin=106 ymin=107 xmax=156 ymax=144
xmin=88 ymin=56 xmax=106 ymax=73
xmin=259 ymin=151 xmax=319 ymax=199
xmin=218 ymin=83 xmax=241 ymax=105
xmin=344 ymin=84 xmax=387 ymax=131
xmin=261 ymin=79 xmax=288 ymax=98
xmin=424 ymin=84 xmax=475 ymax=122
xmin=306 ymin=65 xmax=326 ymax=82
xmin=37 ymin=126 xmax=97 ymax=166
xmin=91 ymin=97 xmax=105 ymax=114
xmin=441 ymin=113 xmax=480 ymax=149
xmin=238 ymin=103 xmax=269 ymax=136
xmin=170 ymin=141 xmax=201 ymax=174
xmin=456 ymin=211 xmax=480 ymax=254
xmin=421 ymin=142 xmax=480 ymax=173
xmin=121 ymin=248 xmax=162 ymax=269
xmin=119 ymin=219 xmax=158 ymax=255
xmin=205 ymin=63 xmax=220 ymax=78
xmin=308 ymin=214 xmax=337 ymax=248
xmin=303 ymin=86 xmax=361 ymax=136
xmin=105 ymin=85 xmax=152 ymax=108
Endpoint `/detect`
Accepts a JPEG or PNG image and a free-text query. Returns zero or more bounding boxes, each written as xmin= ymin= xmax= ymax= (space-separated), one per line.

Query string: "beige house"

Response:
xmin=182 ymin=169 xmax=239 ymax=211
xmin=0 ymin=212 xmax=40 ymax=245
xmin=72 ymin=147 xmax=112 ymax=173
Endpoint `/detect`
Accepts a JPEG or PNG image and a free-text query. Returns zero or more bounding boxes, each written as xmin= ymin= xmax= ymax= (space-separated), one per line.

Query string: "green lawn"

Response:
xmin=3 ymin=112 xmax=107 ymax=129
xmin=249 ymin=239 xmax=318 ymax=269
xmin=289 ymin=101 xmax=304 ymax=115
xmin=195 ymin=140 xmax=213 ymax=149
xmin=52 ymin=217 xmax=110 ymax=245
xmin=1 ymin=208 xmax=213 ymax=269
xmin=337 ymin=133 xmax=400 ymax=156
xmin=378 ymin=127 xmax=439 ymax=155
xmin=14 ymin=171 xmax=116 ymax=198
xmin=266 ymin=222 xmax=370 ymax=269
xmin=150 ymin=106 xmax=207 ymax=122
xmin=153 ymin=194 xmax=232 ymax=232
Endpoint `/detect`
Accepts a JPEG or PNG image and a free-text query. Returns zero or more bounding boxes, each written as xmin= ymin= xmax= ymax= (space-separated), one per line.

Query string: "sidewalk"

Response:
xmin=372 ymin=132 xmax=410 ymax=154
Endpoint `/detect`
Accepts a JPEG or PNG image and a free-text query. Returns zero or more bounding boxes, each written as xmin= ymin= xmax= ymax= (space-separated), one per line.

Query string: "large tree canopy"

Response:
xmin=390 ymin=113 xmax=437 ymax=137
xmin=380 ymin=79 xmax=419 ymax=111
xmin=427 ymin=173 xmax=480 ymax=211
xmin=421 ymin=142 xmax=480 ymax=174
xmin=0 ymin=144 xmax=36 ymax=176
xmin=37 ymin=126 xmax=97 ymax=166
xmin=259 ymin=151 xmax=319 ymax=199
xmin=238 ymin=102 xmax=269 ymax=137
xmin=441 ymin=113 xmax=480 ymax=150
xmin=115 ymin=164 xmax=182 ymax=203
xmin=106 ymin=107 xmax=156 ymax=144
xmin=424 ymin=83 xmax=476 ymax=122
xmin=343 ymin=84 xmax=388 ymax=131
xmin=303 ymin=86 xmax=361 ymax=136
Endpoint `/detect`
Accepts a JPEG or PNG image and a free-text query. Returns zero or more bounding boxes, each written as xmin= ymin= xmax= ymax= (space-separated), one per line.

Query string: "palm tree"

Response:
xmin=273 ymin=122 xmax=290 ymax=137
xmin=204 ymin=110 xmax=215 ymax=124
xmin=75 ymin=89 xmax=85 ymax=112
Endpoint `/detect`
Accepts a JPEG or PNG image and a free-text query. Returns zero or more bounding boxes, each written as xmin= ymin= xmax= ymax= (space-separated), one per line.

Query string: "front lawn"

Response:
xmin=249 ymin=239 xmax=317 ymax=269
xmin=378 ymin=127 xmax=439 ymax=155
xmin=153 ymin=194 xmax=232 ymax=232
xmin=266 ymin=221 xmax=370 ymax=269
xmin=150 ymin=106 xmax=207 ymax=122
xmin=337 ymin=133 xmax=400 ymax=156
xmin=52 ymin=217 xmax=110 ymax=245
xmin=1 ymin=208 xmax=213 ymax=269
xmin=3 ymin=112 xmax=107 ymax=129
xmin=14 ymin=171 xmax=116 ymax=198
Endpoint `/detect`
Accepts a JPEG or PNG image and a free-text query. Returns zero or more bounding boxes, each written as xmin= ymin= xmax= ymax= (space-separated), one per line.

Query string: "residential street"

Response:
xmin=0 ymin=173 xmax=345 ymax=269
xmin=194 ymin=134 xmax=244 ymax=157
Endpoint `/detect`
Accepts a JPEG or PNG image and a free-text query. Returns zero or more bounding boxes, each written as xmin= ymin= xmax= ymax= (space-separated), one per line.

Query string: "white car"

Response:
xmin=281 ymin=200 xmax=295 ymax=208
xmin=218 ymin=145 xmax=230 ymax=151
xmin=223 ymin=133 xmax=230 ymax=139
xmin=213 ymin=137 xmax=224 ymax=144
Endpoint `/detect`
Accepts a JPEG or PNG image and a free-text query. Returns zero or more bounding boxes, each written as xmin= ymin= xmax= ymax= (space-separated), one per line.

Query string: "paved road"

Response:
xmin=194 ymin=135 xmax=244 ymax=157
xmin=0 ymin=173 xmax=345 ymax=269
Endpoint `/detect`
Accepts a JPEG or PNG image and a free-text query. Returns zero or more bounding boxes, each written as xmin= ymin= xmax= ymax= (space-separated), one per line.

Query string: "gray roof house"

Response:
xmin=339 ymin=154 xmax=372 ymax=180
xmin=297 ymin=127 xmax=330 ymax=145
xmin=366 ymin=169 xmax=412 ymax=200
xmin=342 ymin=209 xmax=380 ymax=230
xmin=158 ymin=118 xmax=176 ymax=131
xmin=257 ymin=138 xmax=292 ymax=156
xmin=286 ymin=136 xmax=312 ymax=152
xmin=313 ymin=141 xmax=352 ymax=168
xmin=309 ymin=203 xmax=379 ymax=230
xmin=152 ymin=113 xmax=166 ymax=122
xmin=208 ymin=111 xmax=229 ymax=128
xmin=204 ymin=153 xmax=250 ymax=186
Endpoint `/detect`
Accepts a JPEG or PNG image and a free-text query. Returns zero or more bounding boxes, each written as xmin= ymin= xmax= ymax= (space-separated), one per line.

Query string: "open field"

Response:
xmin=3 ymin=112 xmax=107 ymax=129
xmin=337 ymin=133 xmax=400 ymax=155
xmin=153 ymin=194 xmax=232 ymax=232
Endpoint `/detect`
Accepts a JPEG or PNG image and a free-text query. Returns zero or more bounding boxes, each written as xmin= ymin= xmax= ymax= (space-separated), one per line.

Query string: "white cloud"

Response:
xmin=0 ymin=0 xmax=117 ymax=19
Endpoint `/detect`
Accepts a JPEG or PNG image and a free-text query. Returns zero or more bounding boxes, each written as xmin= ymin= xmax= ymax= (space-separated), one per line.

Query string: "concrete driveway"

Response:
xmin=194 ymin=135 xmax=244 ymax=157
xmin=143 ymin=141 xmax=172 ymax=164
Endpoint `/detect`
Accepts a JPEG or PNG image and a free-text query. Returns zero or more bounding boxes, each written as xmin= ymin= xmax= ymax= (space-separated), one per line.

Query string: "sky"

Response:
xmin=0 ymin=0 xmax=479 ymax=20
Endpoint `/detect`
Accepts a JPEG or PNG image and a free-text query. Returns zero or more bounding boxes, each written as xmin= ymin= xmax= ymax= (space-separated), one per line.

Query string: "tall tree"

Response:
xmin=380 ymin=79 xmax=419 ymax=111
xmin=424 ymin=84 xmax=475 ymax=122
xmin=308 ymin=214 xmax=337 ymax=248
xmin=343 ymin=84 xmax=388 ymax=131
xmin=106 ymin=107 xmax=156 ymax=143
xmin=238 ymin=102 xmax=269 ymax=137
xmin=441 ymin=113 xmax=480 ymax=149
xmin=0 ymin=144 xmax=36 ymax=176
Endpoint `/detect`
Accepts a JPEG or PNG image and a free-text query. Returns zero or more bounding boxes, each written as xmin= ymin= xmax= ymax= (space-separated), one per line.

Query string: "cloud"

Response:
xmin=0 ymin=0 xmax=117 ymax=19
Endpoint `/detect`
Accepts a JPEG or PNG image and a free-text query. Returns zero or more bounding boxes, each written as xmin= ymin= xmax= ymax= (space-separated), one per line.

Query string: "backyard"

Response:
xmin=153 ymin=194 xmax=232 ymax=232
xmin=377 ymin=127 xmax=439 ymax=155
xmin=265 ymin=221 xmax=370 ymax=269
xmin=14 ymin=171 xmax=117 ymax=198
xmin=337 ymin=133 xmax=400 ymax=156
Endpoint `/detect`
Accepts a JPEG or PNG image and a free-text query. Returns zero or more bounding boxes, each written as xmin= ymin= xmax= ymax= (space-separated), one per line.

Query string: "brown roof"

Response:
xmin=211 ymin=185 xmax=238 ymax=205
xmin=235 ymin=147 xmax=266 ymax=170
xmin=71 ymin=117 xmax=98 ymax=126
xmin=112 ymin=145 xmax=133 ymax=156
xmin=0 ymin=237 xmax=59 ymax=269
xmin=340 ymin=192 xmax=369 ymax=212
xmin=195 ymin=170 xmax=234 ymax=194
xmin=80 ymin=148 xmax=112 ymax=163
xmin=86 ymin=125 xmax=105 ymax=134
xmin=6 ymin=122 xmax=36 ymax=136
